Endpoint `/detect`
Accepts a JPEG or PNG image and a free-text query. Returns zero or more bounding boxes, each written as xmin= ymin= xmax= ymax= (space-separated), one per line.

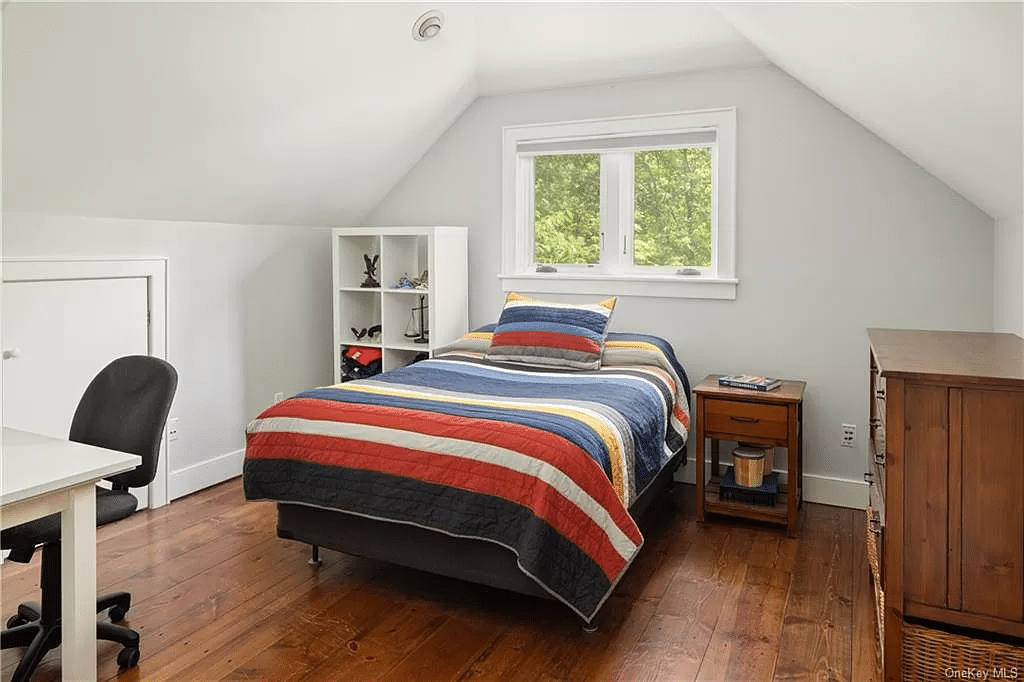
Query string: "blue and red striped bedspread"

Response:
xmin=243 ymin=331 xmax=690 ymax=621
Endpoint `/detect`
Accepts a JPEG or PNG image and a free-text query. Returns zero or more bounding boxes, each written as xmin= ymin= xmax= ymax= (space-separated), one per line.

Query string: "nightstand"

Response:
xmin=692 ymin=375 xmax=806 ymax=536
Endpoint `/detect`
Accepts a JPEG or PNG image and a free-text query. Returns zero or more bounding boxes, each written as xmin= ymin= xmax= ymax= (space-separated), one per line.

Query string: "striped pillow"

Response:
xmin=485 ymin=293 xmax=617 ymax=370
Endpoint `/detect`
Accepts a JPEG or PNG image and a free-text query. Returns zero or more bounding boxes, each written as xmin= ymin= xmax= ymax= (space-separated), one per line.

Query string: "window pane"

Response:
xmin=633 ymin=148 xmax=712 ymax=268
xmin=534 ymin=154 xmax=600 ymax=265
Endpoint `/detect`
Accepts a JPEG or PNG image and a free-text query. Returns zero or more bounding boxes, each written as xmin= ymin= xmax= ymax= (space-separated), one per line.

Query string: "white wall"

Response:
xmin=994 ymin=210 xmax=1024 ymax=335
xmin=366 ymin=64 xmax=995 ymax=508
xmin=2 ymin=214 xmax=333 ymax=499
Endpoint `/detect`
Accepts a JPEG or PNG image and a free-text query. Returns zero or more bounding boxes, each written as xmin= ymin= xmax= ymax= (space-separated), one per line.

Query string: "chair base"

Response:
xmin=98 ymin=590 xmax=132 ymax=623
xmin=0 ymin=544 xmax=141 ymax=681
xmin=0 ymin=618 xmax=62 ymax=682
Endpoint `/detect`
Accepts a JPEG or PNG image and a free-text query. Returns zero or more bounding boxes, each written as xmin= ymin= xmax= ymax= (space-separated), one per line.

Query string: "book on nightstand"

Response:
xmin=718 ymin=374 xmax=782 ymax=391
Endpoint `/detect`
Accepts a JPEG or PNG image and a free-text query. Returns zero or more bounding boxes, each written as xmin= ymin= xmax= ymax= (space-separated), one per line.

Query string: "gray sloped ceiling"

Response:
xmin=3 ymin=2 xmax=1020 ymax=225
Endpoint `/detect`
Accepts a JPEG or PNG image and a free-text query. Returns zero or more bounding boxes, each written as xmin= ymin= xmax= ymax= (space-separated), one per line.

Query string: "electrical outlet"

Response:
xmin=274 ymin=392 xmax=285 ymax=403
xmin=168 ymin=417 xmax=180 ymax=442
xmin=841 ymin=423 xmax=856 ymax=447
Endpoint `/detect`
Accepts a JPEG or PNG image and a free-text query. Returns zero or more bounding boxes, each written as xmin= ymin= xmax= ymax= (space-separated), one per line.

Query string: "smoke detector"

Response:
xmin=412 ymin=10 xmax=443 ymax=41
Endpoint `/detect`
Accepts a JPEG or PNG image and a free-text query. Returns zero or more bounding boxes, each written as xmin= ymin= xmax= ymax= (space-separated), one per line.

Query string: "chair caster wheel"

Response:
xmin=6 ymin=614 xmax=29 ymax=628
xmin=117 ymin=646 xmax=140 ymax=669
xmin=108 ymin=606 xmax=127 ymax=623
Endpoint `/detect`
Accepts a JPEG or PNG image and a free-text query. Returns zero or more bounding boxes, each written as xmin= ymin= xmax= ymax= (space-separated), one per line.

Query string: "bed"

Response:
xmin=243 ymin=308 xmax=690 ymax=628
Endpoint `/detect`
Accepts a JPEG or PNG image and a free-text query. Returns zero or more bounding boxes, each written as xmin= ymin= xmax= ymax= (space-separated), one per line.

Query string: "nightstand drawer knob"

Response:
xmin=729 ymin=415 xmax=760 ymax=424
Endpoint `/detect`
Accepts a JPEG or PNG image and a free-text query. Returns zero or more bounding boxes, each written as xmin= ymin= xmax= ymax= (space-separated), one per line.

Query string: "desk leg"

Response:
xmin=62 ymin=485 xmax=97 ymax=682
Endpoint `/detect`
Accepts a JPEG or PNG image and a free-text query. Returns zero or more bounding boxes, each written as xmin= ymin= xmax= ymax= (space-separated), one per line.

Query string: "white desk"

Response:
xmin=1 ymin=427 xmax=140 ymax=682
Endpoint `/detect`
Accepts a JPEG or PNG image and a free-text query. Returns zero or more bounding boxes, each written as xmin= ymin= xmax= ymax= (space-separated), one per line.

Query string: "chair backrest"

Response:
xmin=69 ymin=355 xmax=178 ymax=491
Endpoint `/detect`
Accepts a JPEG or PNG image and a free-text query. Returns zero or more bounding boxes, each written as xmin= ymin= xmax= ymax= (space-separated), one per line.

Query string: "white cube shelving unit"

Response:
xmin=332 ymin=226 xmax=468 ymax=381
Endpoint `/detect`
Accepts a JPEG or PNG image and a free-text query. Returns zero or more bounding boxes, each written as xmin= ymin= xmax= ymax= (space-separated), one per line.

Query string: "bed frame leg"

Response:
xmin=308 ymin=544 xmax=322 ymax=567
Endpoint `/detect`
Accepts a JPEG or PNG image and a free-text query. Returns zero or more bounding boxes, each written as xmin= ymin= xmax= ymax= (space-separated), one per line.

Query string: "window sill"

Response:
xmin=498 ymin=272 xmax=738 ymax=300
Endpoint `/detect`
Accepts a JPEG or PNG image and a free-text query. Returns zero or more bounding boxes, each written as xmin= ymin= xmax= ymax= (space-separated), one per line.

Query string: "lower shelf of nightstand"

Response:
xmin=703 ymin=471 xmax=798 ymax=526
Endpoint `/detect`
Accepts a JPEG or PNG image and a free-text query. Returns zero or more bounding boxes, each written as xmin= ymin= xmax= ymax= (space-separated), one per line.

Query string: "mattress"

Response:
xmin=243 ymin=330 xmax=690 ymax=621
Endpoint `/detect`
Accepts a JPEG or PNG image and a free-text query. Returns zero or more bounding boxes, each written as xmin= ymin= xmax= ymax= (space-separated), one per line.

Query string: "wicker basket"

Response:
xmin=865 ymin=507 xmax=884 ymax=669
xmin=863 ymin=510 xmax=1024 ymax=681
xmin=902 ymin=623 xmax=1024 ymax=682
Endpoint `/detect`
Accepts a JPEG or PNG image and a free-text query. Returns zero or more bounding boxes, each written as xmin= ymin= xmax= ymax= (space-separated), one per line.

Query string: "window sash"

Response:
xmin=531 ymin=144 xmax=716 ymax=274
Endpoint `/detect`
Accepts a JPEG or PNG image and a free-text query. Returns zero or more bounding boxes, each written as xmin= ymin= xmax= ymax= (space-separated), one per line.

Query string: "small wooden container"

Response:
xmin=738 ymin=442 xmax=774 ymax=472
xmin=732 ymin=445 xmax=766 ymax=487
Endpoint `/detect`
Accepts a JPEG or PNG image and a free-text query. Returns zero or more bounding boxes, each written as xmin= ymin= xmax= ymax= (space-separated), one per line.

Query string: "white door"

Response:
xmin=2 ymin=263 xmax=165 ymax=508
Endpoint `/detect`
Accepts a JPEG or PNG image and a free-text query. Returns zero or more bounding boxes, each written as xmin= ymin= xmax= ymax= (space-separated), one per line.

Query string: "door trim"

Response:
xmin=1 ymin=258 xmax=170 ymax=508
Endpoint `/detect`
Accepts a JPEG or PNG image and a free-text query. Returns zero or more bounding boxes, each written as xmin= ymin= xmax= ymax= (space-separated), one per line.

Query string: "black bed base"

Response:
xmin=275 ymin=449 xmax=685 ymax=628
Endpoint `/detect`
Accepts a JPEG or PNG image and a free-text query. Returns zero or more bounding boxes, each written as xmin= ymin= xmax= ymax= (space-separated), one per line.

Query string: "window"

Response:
xmin=501 ymin=109 xmax=737 ymax=299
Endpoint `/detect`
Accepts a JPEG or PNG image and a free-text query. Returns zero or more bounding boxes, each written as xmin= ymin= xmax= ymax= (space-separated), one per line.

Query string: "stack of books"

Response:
xmin=718 ymin=374 xmax=782 ymax=391
xmin=720 ymin=468 xmax=779 ymax=506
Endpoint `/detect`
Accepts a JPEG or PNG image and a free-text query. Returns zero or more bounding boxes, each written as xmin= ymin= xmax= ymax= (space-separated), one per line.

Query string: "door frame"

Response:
xmin=1 ymin=258 xmax=170 ymax=508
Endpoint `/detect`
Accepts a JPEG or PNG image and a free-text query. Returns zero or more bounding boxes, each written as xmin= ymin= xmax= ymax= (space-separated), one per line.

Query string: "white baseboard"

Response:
xmin=168 ymin=448 xmax=245 ymax=501
xmin=674 ymin=460 xmax=868 ymax=509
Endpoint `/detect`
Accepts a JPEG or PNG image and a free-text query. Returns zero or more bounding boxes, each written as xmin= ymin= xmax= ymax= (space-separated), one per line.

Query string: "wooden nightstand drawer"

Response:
xmin=704 ymin=398 xmax=789 ymax=441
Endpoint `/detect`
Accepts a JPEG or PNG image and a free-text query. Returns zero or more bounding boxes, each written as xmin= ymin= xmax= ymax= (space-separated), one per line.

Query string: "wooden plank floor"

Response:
xmin=1 ymin=478 xmax=880 ymax=681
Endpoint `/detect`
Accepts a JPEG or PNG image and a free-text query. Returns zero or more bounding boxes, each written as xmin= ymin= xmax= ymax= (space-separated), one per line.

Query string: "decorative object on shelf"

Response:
xmin=350 ymin=324 xmax=382 ymax=341
xmin=404 ymin=295 xmax=429 ymax=344
xmin=360 ymin=254 xmax=380 ymax=288
xmin=732 ymin=445 xmax=767 ymax=487
xmin=391 ymin=271 xmax=427 ymax=289
xmin=739 ymin=442 xmax=774 ymax=473
xmin=718 ymin=373 xmax=781 ymax=391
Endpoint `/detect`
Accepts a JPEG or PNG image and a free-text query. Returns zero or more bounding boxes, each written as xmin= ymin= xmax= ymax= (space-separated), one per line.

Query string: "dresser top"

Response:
xmin=868 ymin=328 xmax=1024 ymax=386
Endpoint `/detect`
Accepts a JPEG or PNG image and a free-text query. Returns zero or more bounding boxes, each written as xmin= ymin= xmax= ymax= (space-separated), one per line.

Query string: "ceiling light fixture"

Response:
xmin=412 ymin=10 xmax=443 ymax=41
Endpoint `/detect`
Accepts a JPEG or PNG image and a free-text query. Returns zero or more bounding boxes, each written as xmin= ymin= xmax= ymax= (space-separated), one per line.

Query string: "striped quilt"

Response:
xmin=243 ymin=330 xmax=690 ymax=622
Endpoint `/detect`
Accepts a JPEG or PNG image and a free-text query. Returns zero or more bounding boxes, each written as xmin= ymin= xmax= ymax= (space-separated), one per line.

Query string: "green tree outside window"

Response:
xmin=534 ymin=154 xmax=600 ymax=265
xmin=533 ymin=148 xmax=712 ymax=268
xmin=634 ymin=148 xmax=712 ymax=267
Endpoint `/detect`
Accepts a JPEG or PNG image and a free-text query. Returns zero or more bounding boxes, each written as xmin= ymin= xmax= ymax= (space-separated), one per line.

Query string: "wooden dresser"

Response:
xmin=867 ymin=328 xmax=1024 ymax=681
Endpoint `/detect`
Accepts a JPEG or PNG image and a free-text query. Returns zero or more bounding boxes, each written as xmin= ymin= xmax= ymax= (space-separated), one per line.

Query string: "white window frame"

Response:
xmin=500 ymin=108 xmax=737 ymax=300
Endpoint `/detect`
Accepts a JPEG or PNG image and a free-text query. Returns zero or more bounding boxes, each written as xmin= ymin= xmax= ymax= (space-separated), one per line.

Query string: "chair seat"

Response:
xmin=1 ymin=488 xmax=137 ymax=561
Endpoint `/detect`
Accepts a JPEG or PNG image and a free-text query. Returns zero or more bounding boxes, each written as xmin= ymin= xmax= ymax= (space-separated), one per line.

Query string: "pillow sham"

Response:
xmin=485 ymin=293 xmax=617 ymax=370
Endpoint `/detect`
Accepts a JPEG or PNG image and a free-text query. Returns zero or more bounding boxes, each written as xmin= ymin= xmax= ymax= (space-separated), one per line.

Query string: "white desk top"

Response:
xmin=1 ymin=427 xmax=141 ymax=507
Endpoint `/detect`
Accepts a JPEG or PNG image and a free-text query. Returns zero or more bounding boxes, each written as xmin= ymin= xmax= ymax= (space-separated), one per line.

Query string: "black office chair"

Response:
xmin=1 ymin=355 xmax=177 ymax=682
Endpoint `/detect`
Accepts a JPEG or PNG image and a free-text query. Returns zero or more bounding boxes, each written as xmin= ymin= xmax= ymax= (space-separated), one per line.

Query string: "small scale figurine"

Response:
xmin=360 ymin=254 xmax=380 ymax=289
xmin=404 ymin=295 xmax=429 ymax=344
